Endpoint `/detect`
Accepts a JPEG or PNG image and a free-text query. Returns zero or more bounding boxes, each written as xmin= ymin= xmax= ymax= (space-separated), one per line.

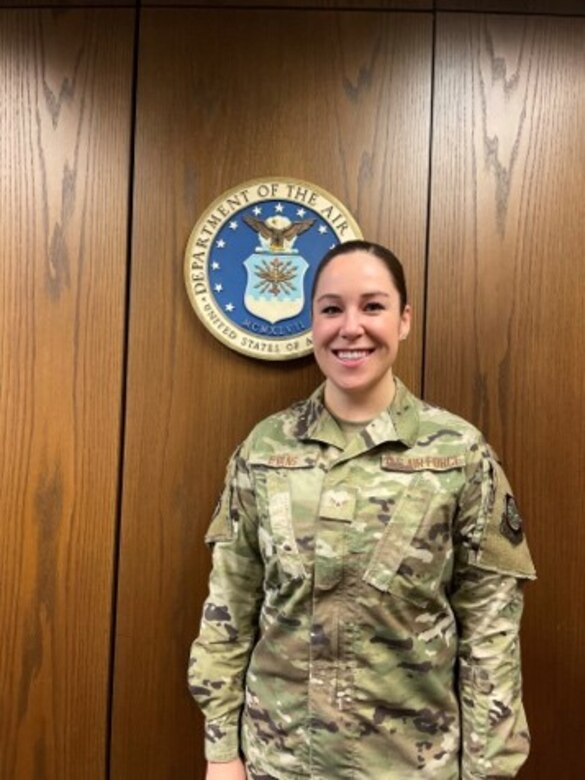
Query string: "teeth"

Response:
xmin=337 ymin=350 xmax=370 ymax=360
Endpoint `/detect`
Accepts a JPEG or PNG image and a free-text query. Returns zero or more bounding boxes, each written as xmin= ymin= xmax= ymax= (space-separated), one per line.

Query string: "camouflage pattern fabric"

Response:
xmin=188 ymin=379 xmax=536 ymax=778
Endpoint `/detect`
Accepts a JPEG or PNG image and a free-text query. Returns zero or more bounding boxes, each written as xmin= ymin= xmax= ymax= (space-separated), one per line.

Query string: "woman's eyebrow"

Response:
xmin=316 ymin=291 xmax=389 ymax=302
xmin=315 ymin=293 xmax=342 ymax=303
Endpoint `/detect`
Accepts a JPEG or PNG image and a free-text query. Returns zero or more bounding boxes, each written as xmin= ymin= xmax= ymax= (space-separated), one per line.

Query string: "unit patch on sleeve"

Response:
xmin=500 ymin=494 xmax=524 ymax=546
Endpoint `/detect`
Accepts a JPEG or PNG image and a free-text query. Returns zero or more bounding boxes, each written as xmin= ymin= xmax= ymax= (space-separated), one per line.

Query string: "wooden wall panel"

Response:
xmin=0 ymin=8 xmax=134 ymax=779
xmin=111 ymin=8 xmax=432 ymax=777
xmin=437 ymin=1 xmax=585 ymax=14
xmin=427 ymin=15 xmax=585 ymax=779
xmin=147 ymin=0 xmax=582 ymax=11
xmin=7 ymin=1 xmax=131 ymax=7
xmin=148 ymin=0 xmax=431 ymax=8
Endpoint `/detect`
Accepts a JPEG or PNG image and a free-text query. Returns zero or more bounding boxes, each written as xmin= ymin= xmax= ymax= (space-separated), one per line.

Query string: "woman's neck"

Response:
xmin=323 ymin=376 xmax=396 ymax=422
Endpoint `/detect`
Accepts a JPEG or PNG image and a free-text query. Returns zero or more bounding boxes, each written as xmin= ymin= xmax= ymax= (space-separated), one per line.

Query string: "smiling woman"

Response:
xmin=311 ymin=241 xmax=411 ymax=421
xmin=188 ymin=240 xmax=536 ymax=780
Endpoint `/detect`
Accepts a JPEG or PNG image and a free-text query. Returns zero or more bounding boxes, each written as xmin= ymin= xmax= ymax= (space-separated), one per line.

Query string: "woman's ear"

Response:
xmin=399 ymin=304 xmax=412 ymax=341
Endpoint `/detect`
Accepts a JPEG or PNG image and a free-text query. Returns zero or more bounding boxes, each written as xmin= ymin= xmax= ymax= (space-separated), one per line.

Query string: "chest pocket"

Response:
xmin=250 ymin=453 xmax=318 ymax=586
xmin=363 ymin=466 xmax=462 ymax=607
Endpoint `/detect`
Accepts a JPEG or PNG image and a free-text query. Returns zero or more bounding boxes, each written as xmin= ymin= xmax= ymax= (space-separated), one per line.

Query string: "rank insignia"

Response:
xmin=500 ymin=494 xmax=523 ymax=546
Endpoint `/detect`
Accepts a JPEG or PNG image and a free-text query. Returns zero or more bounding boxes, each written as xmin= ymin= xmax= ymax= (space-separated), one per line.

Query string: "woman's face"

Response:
xmin=311 ymin=251 xmax=411 ymax=414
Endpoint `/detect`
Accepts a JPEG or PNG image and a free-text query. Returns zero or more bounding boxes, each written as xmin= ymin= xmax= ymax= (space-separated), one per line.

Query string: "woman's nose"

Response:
xmin=340 ymin=310 xmax=364 ymax=339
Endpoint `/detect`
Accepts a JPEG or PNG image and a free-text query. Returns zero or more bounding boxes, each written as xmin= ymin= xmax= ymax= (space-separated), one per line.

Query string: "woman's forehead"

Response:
xmin=316 ymin=252 xmax=397 ymax=290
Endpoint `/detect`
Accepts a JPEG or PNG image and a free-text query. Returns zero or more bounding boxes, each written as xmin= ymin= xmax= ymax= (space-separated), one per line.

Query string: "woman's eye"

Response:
xmin=364 ymin=301 xmax=384 ymax=312
xmin=321 ymin=305 xmax=341 ymax=315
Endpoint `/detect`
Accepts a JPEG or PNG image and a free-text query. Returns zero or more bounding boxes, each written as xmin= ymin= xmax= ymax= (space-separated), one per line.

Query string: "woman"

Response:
xmin=189 ymin=240 xmax=536 ymax=779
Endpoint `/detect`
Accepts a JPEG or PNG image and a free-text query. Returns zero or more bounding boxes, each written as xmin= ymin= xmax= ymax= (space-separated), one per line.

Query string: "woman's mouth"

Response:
xmin=333 ymin=349 xmax=374 ymax=363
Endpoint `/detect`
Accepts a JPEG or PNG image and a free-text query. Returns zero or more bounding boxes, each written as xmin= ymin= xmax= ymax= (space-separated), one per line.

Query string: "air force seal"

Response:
xmin=184 ymin=178 xmax=362 ymax=360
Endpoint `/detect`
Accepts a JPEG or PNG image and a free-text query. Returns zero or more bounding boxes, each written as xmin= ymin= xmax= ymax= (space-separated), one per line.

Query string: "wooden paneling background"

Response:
xmin=110 ymin=10 xmax=431 ymax=777
xmin=0 ymin=8 xmax=134 ymax=779
xmin=437 ymin=1 xmax=585 ymax=14
xmin=1 ymin=3 xmax=583 ymax=779
xmin=427 ymin=14 xmax=585 ymax=778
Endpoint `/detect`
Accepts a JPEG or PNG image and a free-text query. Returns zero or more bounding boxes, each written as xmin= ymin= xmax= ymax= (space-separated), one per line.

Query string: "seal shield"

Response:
xmin=243 ymin=253 xmax=309 ymax=324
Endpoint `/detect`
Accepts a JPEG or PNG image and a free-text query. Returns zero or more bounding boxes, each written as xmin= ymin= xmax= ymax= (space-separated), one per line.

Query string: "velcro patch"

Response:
xmin=500 ymin=494 xmax=523 ymax=546
xmin=319 ymin=488 xmax=356 ymax=523
xmin=249 ymin=452 xmax=315 ymax=468
xmin=381 ymin=454 xmax=466 ymax=472
xmin=267 ymin=453 xmax=302 ymax=468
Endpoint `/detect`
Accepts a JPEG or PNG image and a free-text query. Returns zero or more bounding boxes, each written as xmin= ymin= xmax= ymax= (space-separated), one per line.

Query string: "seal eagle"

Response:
xmin=243 ymin=214 xmax=315 ymax=252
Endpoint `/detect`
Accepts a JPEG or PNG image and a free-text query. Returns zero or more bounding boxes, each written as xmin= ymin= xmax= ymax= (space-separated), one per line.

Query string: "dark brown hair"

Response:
xmin=311 ymin=240 xmax=408 ymax=313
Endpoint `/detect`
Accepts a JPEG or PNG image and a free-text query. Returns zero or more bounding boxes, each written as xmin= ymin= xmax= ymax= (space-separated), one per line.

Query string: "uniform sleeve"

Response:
xmin=187 ymin=443 xmax=264 ymax=763
xmin=451 ymin=441 xmax=536 ymax=779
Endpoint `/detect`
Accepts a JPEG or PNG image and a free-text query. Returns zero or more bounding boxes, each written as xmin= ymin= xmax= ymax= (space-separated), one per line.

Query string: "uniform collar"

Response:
xmin=295 ymin=377 xmax=420 ymax=451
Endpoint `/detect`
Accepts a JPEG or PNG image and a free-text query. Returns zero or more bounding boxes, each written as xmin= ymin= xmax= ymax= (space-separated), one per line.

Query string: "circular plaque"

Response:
xmin=184 ymin=177 xmax=362 ymax=360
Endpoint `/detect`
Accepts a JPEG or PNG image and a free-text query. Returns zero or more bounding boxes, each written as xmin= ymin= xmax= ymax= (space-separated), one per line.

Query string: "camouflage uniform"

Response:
xmin=188 ymin=379 xmax=535 ymax=779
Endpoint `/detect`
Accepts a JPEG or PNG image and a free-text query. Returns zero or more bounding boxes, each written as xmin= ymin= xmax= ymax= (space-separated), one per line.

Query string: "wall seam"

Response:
xmin=105 ymin=2 xmax=142 ymax=778
xmin=420 ymin=7 xmax=437 ymax=400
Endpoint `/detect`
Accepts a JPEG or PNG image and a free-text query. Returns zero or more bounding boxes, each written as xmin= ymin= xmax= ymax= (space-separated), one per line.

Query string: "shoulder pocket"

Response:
xmin=204 ymin=485 xmax=235 ymax=545
xmin=473 ymin=464 xmax=536 ymax=580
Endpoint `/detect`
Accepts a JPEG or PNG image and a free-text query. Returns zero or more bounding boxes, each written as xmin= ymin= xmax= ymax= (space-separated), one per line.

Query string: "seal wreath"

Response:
xmin=184 ymin=177 xmax=362 ymax=361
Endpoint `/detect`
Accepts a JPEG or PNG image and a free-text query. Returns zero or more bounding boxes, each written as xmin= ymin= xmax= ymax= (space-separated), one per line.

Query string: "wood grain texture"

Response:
xmin=146 ymin=1 xmax=431 ymax=9
xmin=437 ymin=1 xmax=585 ymax=14
xmin=0 ymin=8 xmax=134 ymax=779
xmin=427 ymin=14 xmax=585 ymax=779
xmin=111 ymin=8 xmax=431 ymax=777
xmin=6 ymin=0 xmax=131 ymax=7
